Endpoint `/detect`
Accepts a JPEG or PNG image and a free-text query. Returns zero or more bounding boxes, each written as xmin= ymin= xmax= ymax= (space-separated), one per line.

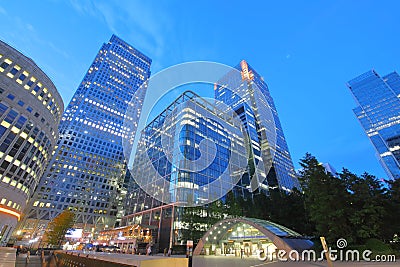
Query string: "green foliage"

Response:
xmin=382 ymin=179 xmax=400 ymax=243
xmin=299 ymin=153 xmax=353 ymax=244
xmin=298 ymin=153 xmax=399 ymax=248
xmin=365 ymin=238 xmax=392 ymax=252
xmin=224 ymin=191 xmax=244 ymax=217
xmin=180 ymin=200 xmax=225 ymax=243
xmin=44 ymin=209 xmax=75 ymax=247
xmin=181 ymin=152 xmax=400 ymax=250
xmin=342 ymin=170 xmax=387 ymax=243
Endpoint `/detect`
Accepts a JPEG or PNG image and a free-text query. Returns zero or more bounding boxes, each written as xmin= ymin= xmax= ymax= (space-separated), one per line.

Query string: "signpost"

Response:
xmin=320 ymin=237 xmax=333 ymax=267
xmin=187 ymin=240 xmax=193 ymax=267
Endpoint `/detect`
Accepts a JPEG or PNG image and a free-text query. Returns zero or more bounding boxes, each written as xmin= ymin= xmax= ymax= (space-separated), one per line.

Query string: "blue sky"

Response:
xmin=1 ymin=0 xmax=399 ymax=179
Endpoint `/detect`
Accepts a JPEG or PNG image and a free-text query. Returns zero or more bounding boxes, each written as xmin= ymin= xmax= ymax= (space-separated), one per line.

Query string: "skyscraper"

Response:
xmin=215 ymin=60 xmax=299 ymax=195
xmin=0 ymin=40 xmax=64 ymax=245
xmin=124 ymin=91 xmax=246 ymax=249
xmin=18 ymin=35 xmax=151 ymax=242
xmin=347 ymin=70 xmax=400 ymax=180
xmin=122 ymin=61 xmax=300 ymax=249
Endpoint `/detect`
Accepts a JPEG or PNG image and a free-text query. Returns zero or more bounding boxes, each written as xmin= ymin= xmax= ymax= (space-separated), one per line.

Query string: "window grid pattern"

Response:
xmin=125 ymin=91 xmax=246 ymax=214
xmin=23 ymin=35 xmax=151 ymax=230
xmin=348 ymin=70 xmax=400 ymax=180
xmin=0 ymin=40 xmax=63 ymax=237
xmin=215 ymin=61 xmax=299 ymax=195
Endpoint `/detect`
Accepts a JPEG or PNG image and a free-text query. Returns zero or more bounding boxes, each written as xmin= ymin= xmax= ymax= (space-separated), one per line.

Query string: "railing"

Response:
xmin=53 ymin=250 xmax=188 ymax=267
xmin=54 ymin=251 xmax=135 ymax=267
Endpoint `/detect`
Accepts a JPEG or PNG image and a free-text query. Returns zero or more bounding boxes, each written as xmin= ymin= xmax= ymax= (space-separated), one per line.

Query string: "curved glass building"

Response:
xmin=193 ymin=217 xmax=313 ymax=257
xmin=0 ymin=40 xmax=63 ymax=245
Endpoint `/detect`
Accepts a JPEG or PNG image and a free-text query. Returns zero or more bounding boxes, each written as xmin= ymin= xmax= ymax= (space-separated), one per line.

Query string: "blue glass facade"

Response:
xmin=215 ymin=60 xmax=299 ymax=194
xmin=18 ymin=35 xmax=151 ymax=238
xmin=123 ymin=91 xmax=247 ymax=249
xmin=348 ymin=70 xmax=400 ymax=180
xmin=126 ymin=91 xmax=246 ymax=212
xmin=122 ymin=62 xmax=300 ymax=250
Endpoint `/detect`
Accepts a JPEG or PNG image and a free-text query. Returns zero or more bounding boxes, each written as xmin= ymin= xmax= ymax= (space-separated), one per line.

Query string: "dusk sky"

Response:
xmin=1 ymin=0 xmax=399 ymax=179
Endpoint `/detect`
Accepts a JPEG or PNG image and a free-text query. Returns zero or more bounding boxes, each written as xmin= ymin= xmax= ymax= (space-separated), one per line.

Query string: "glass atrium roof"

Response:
xmin=195 ymin=217 xmax=314 ymax=254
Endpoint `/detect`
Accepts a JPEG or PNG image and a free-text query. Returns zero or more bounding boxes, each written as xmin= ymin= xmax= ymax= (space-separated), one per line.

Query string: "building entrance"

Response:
xmin=193 ymin=217 xmax=314 ymax=259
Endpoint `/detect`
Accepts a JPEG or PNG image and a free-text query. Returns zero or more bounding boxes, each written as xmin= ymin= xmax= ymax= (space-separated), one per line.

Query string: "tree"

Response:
xmin=382 ymin=179 xmax=400 ymax=243
xmin=224 ymin=191 xmax=243 ymax=217
xmin=44 ymin=209 xmax=75 ymax=247
xmin=341 ymin=170 xmax=387 ymax=244
xmin=298 ymin=153 xmax=352 ymax=244
xmin=180 ymin=200 xmax=225 ymax=243
xmin=268 ymin=188 xmax=313 ymax=235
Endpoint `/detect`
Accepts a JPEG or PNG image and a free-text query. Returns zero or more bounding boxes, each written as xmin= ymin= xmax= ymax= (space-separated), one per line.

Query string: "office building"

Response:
xmin=17 ymin=35 xmax=151 ymax=243
xmin=0 ymin=40 xmax=64 ymax=244
xmin=124 ymin=91 xmax=247 ymax=250
xmin=122 ymin=61 xmax=301 ymax=250
xmin=348 ymin=70 xmax=400 ymax=180
xmin=215 ymin=60 xmax=300 ymax=194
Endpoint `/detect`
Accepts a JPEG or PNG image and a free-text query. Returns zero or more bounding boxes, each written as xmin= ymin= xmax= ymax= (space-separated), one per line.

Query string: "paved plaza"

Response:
xmin=0 ymin=249 xmax=397 ymax=267
xmin=192 ymin=256 xmax=398 ymax=267
xmin=0 ymin=247 xmax=16 ymax=267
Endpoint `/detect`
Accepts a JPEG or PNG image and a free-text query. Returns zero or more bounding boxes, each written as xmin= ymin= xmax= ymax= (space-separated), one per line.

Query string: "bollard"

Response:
xmin=188 ymin=255 xmax=193 ymax=267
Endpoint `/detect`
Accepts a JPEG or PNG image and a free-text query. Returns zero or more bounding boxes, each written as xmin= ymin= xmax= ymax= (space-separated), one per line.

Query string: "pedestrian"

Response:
xmin=146 ymin=245 xmax=152 ymax=256
xmin=41 ymin=250 xmax=45 ymax=263
xmin=46 ymin=251 xmax=54 ymax=267
xmin=167 ymin=247 xmax=172 ymax=257
xmin=26 ymin=250 xmax=30 ymax=263
xmin=16 ymin=246 xmax=20 ymax=257
xmin=163 ymin=248 xmax=167 ymax=256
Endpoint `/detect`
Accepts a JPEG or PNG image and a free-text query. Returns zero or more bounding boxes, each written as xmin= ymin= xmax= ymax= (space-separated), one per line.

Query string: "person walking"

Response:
xmin=41 ymin=250 xmax=45 ymax=264
xmin=167 ymin=247 xmax=172 ymax=257
xmin=26 ymin=250 xmax=30 ymax=263
xmin=45 ymin=251 xmax=54 ymax=267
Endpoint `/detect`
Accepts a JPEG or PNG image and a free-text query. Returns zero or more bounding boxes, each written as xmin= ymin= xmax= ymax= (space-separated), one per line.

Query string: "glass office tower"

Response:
xmin=124 ymin=91 xmax=247 ymax=249
xmin=17 ymin=35 xmax=151 ymax=242
xmin=122 ymin=62 xmax=300 ymax=250
xmin=347 ymin=70 xmax=400 ymax=180
xmin=215 ymin=60 xmax=299 ymax=194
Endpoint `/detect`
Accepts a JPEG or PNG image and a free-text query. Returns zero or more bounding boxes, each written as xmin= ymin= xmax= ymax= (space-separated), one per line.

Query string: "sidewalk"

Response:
xmin=0 ymin=247 xmax=16 ymax=267
xmin=15 ymin=255 xmax=42 ymax=267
